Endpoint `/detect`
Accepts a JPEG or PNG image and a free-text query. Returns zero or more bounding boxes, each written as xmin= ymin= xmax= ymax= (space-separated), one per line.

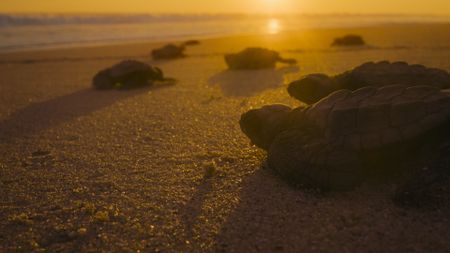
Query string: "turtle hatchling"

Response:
xmin=152 ymin=44 xmax=186 ymax=60
xmin=225 ymin=47 xmax=297 ymax=70
xmin=151 ymin=40 xmax=200 ymax=60
xmin=331 ymin=34 xmax=366 ymax=47
xmin=92 ymin=60 xmax=166 ymax=89
xmin=240 ymin=85 xmax=450 ymax=193
xmin=288 ymin=61 xmax=450 ymax=104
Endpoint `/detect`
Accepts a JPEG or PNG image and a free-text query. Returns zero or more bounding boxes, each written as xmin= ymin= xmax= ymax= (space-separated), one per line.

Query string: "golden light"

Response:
xmin=256 ymin=0 xmax=295 ymax=14
xmin=262 ymin=0 xmax=280 ymax=13
xmin=267 ymin=18 xmax=281 ymax=34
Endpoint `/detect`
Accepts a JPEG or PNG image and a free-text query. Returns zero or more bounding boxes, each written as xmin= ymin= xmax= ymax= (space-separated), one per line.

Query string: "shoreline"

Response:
xmin=1 ymin=22 xmax=450 ymax=54
xmin=0 ymin=22 xmax=449 ymax=68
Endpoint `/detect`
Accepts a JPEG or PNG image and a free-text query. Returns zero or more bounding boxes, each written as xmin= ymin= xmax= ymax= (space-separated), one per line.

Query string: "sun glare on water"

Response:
xmin=261 ymin=0 xmax=285 ymax=34
xmin=267 ymin=18 xmax=281 ymax=34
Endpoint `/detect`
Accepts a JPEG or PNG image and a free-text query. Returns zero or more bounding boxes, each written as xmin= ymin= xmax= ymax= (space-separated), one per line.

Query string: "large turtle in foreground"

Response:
xmin=288 ymin=61 xmax=450 ymax=104
xmin=225 ymin=47 xmax=297 ymax=70
xmin=240 ymin=85 xmax=450 ymax=198
xmin=93 ymin=60 xmax=167 ymax=89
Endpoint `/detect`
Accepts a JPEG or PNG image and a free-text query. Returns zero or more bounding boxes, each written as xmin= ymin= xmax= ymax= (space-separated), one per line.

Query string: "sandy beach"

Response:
xmin=1 ymin=24 xmax=450 ymax=252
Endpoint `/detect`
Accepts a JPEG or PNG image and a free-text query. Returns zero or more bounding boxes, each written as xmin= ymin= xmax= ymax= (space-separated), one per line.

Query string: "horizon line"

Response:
xmin=1 ymin=11 xmax=450 ymax=17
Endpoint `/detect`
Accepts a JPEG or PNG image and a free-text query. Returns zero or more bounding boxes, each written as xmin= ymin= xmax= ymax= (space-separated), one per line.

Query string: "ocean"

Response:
xmin=1 ymin=13 xmax=450 ymax=52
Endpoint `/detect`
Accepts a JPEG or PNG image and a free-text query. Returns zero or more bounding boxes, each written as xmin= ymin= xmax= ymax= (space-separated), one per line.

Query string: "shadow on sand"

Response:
xmin=208 ymin=66 xmax=299 ymax=97
xmin=212 ymin=168 xmax=450 ymax=252
xmin=180 ymin=177 xmax=214 ymax=242
xmin=212 ymin=169 xmax=323 ymax=252
xmin=0 ymin=84 xmax=172 ymax=142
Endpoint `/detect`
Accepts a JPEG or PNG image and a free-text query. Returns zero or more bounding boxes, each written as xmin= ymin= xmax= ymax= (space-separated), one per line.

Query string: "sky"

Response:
xmin=1 ymin=0 xmax=450 ymax=15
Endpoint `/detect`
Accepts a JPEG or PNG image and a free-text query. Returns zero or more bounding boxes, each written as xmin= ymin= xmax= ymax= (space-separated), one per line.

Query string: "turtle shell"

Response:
xmin=151 ymin=44 xmax=185 ymax=60
xmin=304 ymin=85 xmax=450 ymax=151
xmin=331 ymin=34 xmax=365 ymax=47
xmin=225 ymin=48 xmax=280 ymax=70
xmin=108 ymin=60 xmax=152 ymax=78
xmin=92 ymin=60 xmax=163 ymax=89
xmin=337 ymin=61 xmax=450 ymax=90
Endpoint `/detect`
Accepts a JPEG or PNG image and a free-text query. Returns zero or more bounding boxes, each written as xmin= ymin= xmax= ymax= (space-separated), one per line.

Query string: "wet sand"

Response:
xmin=1 ymin=24 xmax=450 ymax=252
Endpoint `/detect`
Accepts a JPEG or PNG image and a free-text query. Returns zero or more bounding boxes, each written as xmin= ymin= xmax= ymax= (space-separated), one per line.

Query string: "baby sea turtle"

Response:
xmin=331 ymin=34 xmax=365 ymax=47
xmin=240 ymin=85 xmax=450 ymax=191
xmin=225 ymin=47 xmax=297 ymax=70
xmin=183 ymin=40 xmax=201 ymax=46
xmin=288 ymin=61 xmax=450 ymax=104
xmin=92 ymin=60 xmax=166 ymax=89
xmin=152 ymin=44 xmax=186 ymax=60
xmin=151 ymin=40 xmax=200 ymax=60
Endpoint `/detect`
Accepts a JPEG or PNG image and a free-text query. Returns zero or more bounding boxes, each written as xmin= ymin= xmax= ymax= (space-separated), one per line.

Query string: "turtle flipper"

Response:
xmin=153 ymin=67 xmax=164 ymax=80
xmin=276 ymin=56 xmax=297 ymax=65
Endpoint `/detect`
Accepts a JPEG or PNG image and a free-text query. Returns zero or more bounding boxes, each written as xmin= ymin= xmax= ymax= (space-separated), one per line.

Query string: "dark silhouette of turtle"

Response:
xmin=92 ymin=60 xmax=166 ymax=89
xmin=240 ymin=85 xmax=450 ymax=195
xmin=331 ymin=34 xmax=365 ymax=47
xmin=225 ymin=47 xmax=297 ymax=70
xmin=288 ymin=61 xmax=450 ymax=104
xmin=183 ymin=40 xmax=200 ymax=46
xmin=152 ymin=44 xmax=186 ymax=60
xmin=151 ymin=40 xmax=200 ymax=60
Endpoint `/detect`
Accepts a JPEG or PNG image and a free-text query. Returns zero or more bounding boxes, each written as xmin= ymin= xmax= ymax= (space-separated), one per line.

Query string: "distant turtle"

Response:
xmin=152 ymin=44 xmax=186 ymax=60
xmin=225 ymin=47 xmax=297 ymax=70
xmin=152 ymin=40 xmax=200 ymax=60
xmin=331 ymin=34 xmax=365 ymax=47
xmin=288 ymin=61 xmax=450 ymax=104
xmin=240 ymin=85 xmax=450 ymax=192
xmin=183 ymin=40 xmax=201 ymax=46
xmin=92 ymin=60 xmax=166 ymax=89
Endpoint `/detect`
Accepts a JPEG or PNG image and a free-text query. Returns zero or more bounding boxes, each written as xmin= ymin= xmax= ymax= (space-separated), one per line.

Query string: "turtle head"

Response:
xmin=150 ymin=67 xmax=165 ymax=81
xmin=240 ymin=104 xmax=293 ymax=150
xmin=287 ymin=74 xmax=337 ymax=104
xmin=224 ymin=53 xmax=238 ymax=69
